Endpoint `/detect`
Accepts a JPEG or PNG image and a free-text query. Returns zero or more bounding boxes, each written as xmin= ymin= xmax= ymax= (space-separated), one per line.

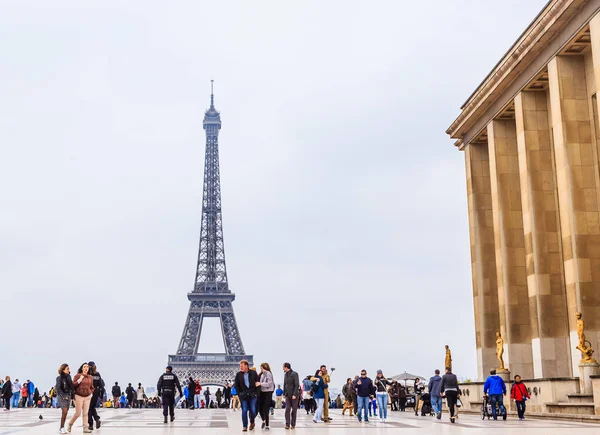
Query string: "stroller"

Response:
xmin=420 ymin=393 xmax=434 ymax=416
xmin=481 ymin=395 xmax=507 ymax=420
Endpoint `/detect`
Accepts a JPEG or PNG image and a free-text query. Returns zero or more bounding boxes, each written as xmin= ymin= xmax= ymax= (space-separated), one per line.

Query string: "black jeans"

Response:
xmin=162 ymin=391 xmax=175 ymax=417
xmin=188 ymin=394 xmax=195 ymax=409
xmin=258 ymin=392 xmax=273 ymax=426
xmin=445 ymin=391 xmax=458 ymax=417
xmin=88 ymin=394 xmax=100 ymax=427
xmin=516 ymin=400 xmax=526 ymax=419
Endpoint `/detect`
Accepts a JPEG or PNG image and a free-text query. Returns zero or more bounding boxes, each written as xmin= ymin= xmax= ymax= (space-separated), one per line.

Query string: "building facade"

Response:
xmin=447 ymin=0 xmax=600 ymax=381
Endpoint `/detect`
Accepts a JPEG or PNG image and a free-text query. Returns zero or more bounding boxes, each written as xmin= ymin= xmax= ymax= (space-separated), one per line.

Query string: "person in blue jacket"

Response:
xmin=310 ymin=370 xmax=326 ymax=424
xmin=27 ymin=380 xmax=35 ymax=408
xmin=483 ymin=369 xmax=507 ymax=420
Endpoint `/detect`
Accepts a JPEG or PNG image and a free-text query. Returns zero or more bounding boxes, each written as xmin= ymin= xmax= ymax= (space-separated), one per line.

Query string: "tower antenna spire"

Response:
xmin=210 ymin=80 xmax=214 ymax=108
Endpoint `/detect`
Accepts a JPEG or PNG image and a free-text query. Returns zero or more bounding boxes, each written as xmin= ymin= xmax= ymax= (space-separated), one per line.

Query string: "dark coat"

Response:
xmin=1 ymin=381 xmax=12 ymax=398
xmin=234 ymin=370 xmax=260 ymax=400
xmin=283 ymin=369 xmax=299 ymax=397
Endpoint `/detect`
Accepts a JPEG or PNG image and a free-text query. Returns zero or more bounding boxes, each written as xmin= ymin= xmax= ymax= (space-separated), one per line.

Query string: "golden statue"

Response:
xmin=445 ymin=345 xmax=452 ymax=370
xmin=576 ymin=312 xmax=597 ymax=364
xmin=496 ymin=332 xmax=506 ymax=370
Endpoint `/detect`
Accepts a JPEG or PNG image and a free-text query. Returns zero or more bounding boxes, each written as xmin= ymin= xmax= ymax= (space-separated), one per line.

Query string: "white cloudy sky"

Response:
xmin=0 ymin=0 xmax=549 ymax=391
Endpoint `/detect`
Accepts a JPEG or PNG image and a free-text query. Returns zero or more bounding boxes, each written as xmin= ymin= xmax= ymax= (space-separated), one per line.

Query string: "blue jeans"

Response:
xmin=357 ymin=396 xmax=370 ymax=421
xmin=194 ymin=395 xmax=201 ymax=409
xmin=490 ymin=394 xmax=504 ymax=419
xmin=431 ymin=395 xmax=442 ymax=415
xmin=11 ymin=392 xmax=20 ymax=408
xmin=376 ymin=394 xmax=388 ymax=419
xmin=314 ymin=398 xmax=324 ymax=422
xmin=240 ymin=396 xmax=257 ymax=428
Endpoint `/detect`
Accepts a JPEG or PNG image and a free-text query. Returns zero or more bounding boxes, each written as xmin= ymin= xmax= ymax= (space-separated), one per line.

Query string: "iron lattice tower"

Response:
xmin=168 ymin=82 xmax=253 ymax=385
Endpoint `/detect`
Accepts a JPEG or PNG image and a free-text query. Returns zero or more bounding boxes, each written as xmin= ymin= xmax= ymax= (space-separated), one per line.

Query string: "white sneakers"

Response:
xmin=59 ymin=428 xmax=67 ymax=434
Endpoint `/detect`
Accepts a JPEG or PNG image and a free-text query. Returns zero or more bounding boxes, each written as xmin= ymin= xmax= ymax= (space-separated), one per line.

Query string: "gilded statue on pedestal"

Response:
xmin=445 ymin=345 xmax=452 ymax=370
xmin=496 ymin=332 xmax=506 ymax=370
xmin=576 ymin=312 xmax=597 ymax=364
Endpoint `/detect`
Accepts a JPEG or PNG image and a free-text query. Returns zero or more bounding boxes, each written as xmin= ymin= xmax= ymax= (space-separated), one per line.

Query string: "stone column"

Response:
xmin=465 ymin=143 xmax=501 ymax=380
xmin=514 ymin=90 xmax=572 ymax=378
xmin=487 ymin=119 xmax=534 ymax=379
xmin=548 ymin=54 xmax=600 ymax=375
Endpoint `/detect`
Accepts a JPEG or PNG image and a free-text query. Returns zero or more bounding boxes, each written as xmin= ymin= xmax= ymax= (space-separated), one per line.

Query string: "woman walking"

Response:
xmin=440 ymin=366 xmax=460 ymax=424
xmin=136 ymin=383 xmax=145 ymax=409
xmin=1 ymin=376 xmax=12 ymax=411
xmin=258 ymin=363 xmax=275 ymax=430
xmin=67 ymin=363 xmax=94 ymax=433
xmin=374 ymin=370 xmax=391 ymax=423
xmin=310 ymin=370 xmax=326 ymax=424
xmin=56 ymin=364 xmax=74 ymax=433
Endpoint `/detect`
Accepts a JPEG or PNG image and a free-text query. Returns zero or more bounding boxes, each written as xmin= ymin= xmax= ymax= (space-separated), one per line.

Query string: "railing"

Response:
xmin=169 ymin=354 xmax=253 ymax=364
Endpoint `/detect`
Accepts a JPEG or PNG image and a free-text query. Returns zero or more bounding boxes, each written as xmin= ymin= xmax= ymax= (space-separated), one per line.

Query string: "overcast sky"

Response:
xmin=0 ymin=0 xmax=549 ymax=391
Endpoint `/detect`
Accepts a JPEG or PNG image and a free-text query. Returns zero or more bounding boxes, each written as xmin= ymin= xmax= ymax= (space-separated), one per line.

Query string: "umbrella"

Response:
xmin=390 ymin=372 xmax=426 ymax=382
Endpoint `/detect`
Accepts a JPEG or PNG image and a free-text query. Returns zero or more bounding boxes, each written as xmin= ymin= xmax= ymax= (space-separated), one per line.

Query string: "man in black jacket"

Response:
xmin=354 ymin=369 xmax=373 ymax=422
xmin=282 ymin=362 xmax=300 ymax=429
xmin=87 ymin=362 xmax=104 ymax=430
xmin=188 ymin=378 xmax=196 ymax=409
xmin=112 ymin=382 xmax=121 ymax=408
xmin=223 ymin=383 xmax=231 ymax=408
xmin=157 ymin=366 xmax=183 ymax=424
xmin=233 ymin=360 xmax=260 ymax=431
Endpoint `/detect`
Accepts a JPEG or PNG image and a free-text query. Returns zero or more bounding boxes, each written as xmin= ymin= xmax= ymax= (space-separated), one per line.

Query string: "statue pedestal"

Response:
xmin=579 ymin=362 xmax=600 ymax=394
xmin=497 ymin=369 xmax=511 ymax=383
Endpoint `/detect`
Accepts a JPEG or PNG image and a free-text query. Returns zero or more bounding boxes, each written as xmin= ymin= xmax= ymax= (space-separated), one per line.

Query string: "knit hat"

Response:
xmin=377 ymin=369 xmax=383 ymax=375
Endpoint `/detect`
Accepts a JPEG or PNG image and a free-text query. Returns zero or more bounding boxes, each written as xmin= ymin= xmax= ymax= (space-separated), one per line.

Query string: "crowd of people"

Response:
xmin=1 ymin=361 xmax=532 ymax=433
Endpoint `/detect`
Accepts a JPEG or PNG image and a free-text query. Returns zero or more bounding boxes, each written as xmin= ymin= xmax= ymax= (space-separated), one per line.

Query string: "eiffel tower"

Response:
xmin=168 ymin=82 xmax=253 ymax=385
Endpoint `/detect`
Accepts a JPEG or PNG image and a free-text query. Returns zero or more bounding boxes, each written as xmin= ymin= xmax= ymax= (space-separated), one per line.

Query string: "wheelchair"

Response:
xmin=481 ymin=394 xmax=507 ymax=420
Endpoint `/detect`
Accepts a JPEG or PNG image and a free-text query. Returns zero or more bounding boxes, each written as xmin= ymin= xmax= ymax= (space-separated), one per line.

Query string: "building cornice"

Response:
xmin=446 ymin=0 xmax=576 ymax=143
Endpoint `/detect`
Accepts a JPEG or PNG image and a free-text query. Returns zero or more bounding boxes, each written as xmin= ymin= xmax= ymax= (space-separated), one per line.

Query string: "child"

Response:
xmin=368 ymin=395 xmax=377 ymax=417
xmin=510 ymin=375 xmax=530 ymax=420
xmin=119 ymin=393 xmax=127 ymax=409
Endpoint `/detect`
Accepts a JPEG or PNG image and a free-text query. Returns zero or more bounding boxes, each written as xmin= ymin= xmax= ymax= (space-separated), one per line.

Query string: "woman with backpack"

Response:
xmin=310 ymin=369 xmax=326 ymax=424
xmin=258 ymin=363 xmax=275 ymax=430
xmin=510 ymin=375 xmax=530 ymax=420
xmin=56 ymin=364 xmax=74 ymax=433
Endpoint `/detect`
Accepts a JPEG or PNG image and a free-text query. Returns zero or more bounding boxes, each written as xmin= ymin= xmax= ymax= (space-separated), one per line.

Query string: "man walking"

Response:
xmin=187 ymin=378 xmax=196 ymax=409
xmin=112 ymin=382 xmax=121 ymax=408
xmin=283 ymin=362 xmax=299 ymax=429
xmin=234 ymin=360 xmax=260 ymax=431
xmin=342 ymin=378 xmax=355 ymax=416
xmin=223 ymin=383 xmax=231 ymax=408
xmin=354 ymin=370 xmax=373 ymax=423
xmin=428 ymin=369 xmax=443 ymax=419
xmin=204 ymin=387 xmax=211 ymax=408
xmin=157 ymin=365 xmax=183 ymax=424
xmin=11 ymin=379 xmax=21 ymax=409
xmin=275 ymin=384 xmax=284 ymax=409
xmin=483 ymin=369 xmax=506 ymax=421
xmin=88 ymin=362 xmax=105 ymax=430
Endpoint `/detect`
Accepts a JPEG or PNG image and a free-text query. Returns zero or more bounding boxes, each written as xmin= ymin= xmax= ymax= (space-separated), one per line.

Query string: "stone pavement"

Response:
xmin=1 ymin=408 xmax=599 ymax=434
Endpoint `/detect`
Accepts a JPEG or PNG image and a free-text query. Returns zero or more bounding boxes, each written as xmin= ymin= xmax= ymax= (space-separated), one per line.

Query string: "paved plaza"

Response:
xmin=1 ymin=408 xmax=599 ymax=434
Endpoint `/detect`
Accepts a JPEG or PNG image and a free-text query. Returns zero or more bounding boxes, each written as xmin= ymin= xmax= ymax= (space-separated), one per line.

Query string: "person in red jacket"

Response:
xmin=510 ymin=375 xmax=530 ymax=420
